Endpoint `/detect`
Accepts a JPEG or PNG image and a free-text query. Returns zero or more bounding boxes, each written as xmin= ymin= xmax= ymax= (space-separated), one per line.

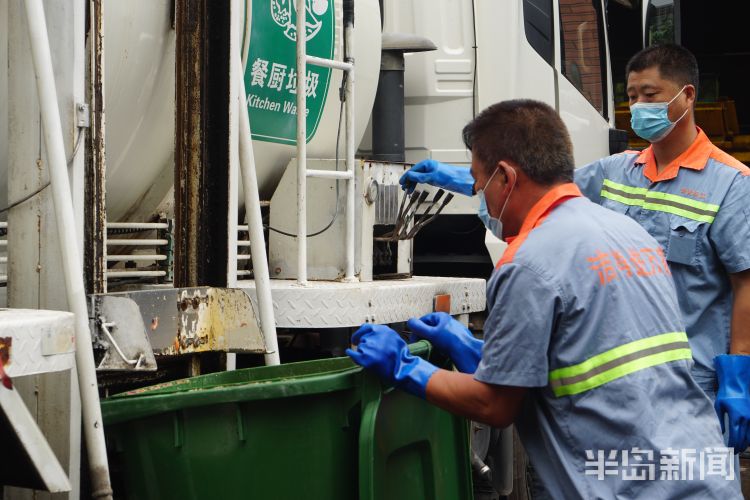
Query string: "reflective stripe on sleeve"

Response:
xmin=600 ymin=179 xmax=719 ymax=223
xmin=549 ymin=332 xmax=692 ymax=397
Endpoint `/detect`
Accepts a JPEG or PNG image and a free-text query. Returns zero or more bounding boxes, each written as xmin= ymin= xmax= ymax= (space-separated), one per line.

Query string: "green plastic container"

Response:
xmin=102 ymin=342 xmax=473 ymax=499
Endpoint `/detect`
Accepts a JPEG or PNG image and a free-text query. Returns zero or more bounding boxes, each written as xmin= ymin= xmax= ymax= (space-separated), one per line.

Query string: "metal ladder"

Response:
xmin=294 ymin=0 xmax=356 ymax=285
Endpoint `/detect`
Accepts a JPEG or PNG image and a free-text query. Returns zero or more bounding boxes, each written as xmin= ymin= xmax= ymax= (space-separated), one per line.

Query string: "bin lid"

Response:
xmin=102 ymin=342 xmax=432 ymax=425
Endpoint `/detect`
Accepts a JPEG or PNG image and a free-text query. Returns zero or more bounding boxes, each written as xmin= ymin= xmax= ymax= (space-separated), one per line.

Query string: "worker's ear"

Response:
xmin=498 ymin=160 xmax=518 ymax=186
xmin=684 ymin=84 xmax=697 ymax=107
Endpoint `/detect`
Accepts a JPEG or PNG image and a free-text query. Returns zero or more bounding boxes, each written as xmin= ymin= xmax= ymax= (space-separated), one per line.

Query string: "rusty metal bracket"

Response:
xmin=89 ymin=288 xmax=266 ymax=357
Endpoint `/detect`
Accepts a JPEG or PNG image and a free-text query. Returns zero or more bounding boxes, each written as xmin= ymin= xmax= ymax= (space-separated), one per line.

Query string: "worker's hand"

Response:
xmin=714 ymin=354 xmax=750 ymax=452
xmin=407 ymin=312 xmax=483 ymax=374
xmin=347 ymin=323 xmax=438 ymax=398
xmin=399 ymin=159 xmax=475 ymax=197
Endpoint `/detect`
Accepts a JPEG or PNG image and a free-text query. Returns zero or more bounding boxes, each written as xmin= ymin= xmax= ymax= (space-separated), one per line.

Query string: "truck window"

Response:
xmin=559 ymin=0 xmax=607 ymax=117
xmin=605 ymin=0 xmax=642 ymax=104
xmin=645 ymin=0 xmax=678 ymax=45
xmin=524 ymin=0 xmax=554 ymax=66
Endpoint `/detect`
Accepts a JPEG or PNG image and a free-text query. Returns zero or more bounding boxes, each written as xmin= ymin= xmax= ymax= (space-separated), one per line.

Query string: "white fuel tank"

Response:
xmin=0 ymin=0 xmax=381 ymax=221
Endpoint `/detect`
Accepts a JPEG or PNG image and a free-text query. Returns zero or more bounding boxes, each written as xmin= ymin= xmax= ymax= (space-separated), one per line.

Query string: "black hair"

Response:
xmin=625 ymin=44 xmax=699 ymax=92
xmin=462 ymin=99 xmax=574 ymax=185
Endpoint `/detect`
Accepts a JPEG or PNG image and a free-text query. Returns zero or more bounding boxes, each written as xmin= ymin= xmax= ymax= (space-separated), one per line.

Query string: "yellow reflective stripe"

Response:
xmin=551 ymin=349 xmax=693 ymax=397
xmin=549 ymin=332 xmax=688 ymax=380
xmin=602 ymin=179 xmax=647 ymax=196
xmin=645 ymin=190 xmax=719 ymax=213
xmin=641 ymin=201 xmax=715 ymax=223
xmin=600 ymin=180 xmax=718 ymax=223
xmin=600 ymin=190 xmax=643 ymax=208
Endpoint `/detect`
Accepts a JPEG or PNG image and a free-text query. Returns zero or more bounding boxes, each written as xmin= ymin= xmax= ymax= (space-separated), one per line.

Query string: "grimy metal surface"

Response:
xmin=84 ymin=0 xmax=106 ymax=294
xmin=238 ymin=276 xmax=487 ymax=328
xmin=174 ymin=0 xmax=231 ymax=288
xmin=90 ymin=288 xmax=265 ymax=356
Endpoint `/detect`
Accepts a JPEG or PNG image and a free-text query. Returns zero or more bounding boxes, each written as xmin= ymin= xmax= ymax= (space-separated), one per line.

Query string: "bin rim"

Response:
xmin=101 ymin=341 xmax=432 ymax=425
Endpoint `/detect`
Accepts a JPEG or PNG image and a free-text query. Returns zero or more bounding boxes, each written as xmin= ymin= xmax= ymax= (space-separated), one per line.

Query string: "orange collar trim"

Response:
xmin=636 ymin=127 xmax=713 ymax=182
xmin=497 ymin=183 xmax=582 ymax=268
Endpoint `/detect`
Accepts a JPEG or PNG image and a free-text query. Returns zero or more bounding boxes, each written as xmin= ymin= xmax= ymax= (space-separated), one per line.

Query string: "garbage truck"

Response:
xmin=0 ymin=0 xmax=621 ymax=498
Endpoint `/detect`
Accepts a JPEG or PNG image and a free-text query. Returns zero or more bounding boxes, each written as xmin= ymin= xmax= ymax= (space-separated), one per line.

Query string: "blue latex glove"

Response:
xmin=714 ymin=354 xmax=750 ymax=452
xmin=399 ymin=159 xmax=475 ymax=196
xmin=407 ymin=312 xmax=483 ymax=374
xmin=346 ymin=324 xmax=438 ymax=398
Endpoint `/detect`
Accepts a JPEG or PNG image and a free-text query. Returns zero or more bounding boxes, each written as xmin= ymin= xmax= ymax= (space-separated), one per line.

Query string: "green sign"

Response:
xmin=245 ymin=0 xmax=334 ymax=145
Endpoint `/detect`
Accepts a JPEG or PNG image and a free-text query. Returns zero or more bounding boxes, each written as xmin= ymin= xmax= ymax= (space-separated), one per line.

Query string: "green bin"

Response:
xmin=102 ymin=342 xmax=473 ymax=499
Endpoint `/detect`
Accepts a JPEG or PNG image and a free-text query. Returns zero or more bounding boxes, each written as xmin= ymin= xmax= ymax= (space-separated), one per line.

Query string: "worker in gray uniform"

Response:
xmin=348 ymin=99 xmax=741 ymax=498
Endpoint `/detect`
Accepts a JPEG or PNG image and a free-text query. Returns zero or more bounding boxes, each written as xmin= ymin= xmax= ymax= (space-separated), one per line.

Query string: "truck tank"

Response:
xmin=0 ymin=0 xmax=382 ymax=221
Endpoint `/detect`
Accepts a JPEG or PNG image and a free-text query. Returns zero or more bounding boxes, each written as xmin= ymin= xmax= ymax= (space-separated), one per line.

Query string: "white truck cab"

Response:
xmin=384 ymin=0 xmax=615 ymax=169
xmin=377 ymin=0 xmax=620 ymax=269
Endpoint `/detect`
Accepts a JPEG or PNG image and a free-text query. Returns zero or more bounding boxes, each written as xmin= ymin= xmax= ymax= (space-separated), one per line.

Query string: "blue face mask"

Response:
xmin=476 ymin=167 xmax=516 ymax=240
xmin=630 ymin=86 xmax=689 ymax=143
xmin=478 ymin=192 xmax=502 ymax=239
